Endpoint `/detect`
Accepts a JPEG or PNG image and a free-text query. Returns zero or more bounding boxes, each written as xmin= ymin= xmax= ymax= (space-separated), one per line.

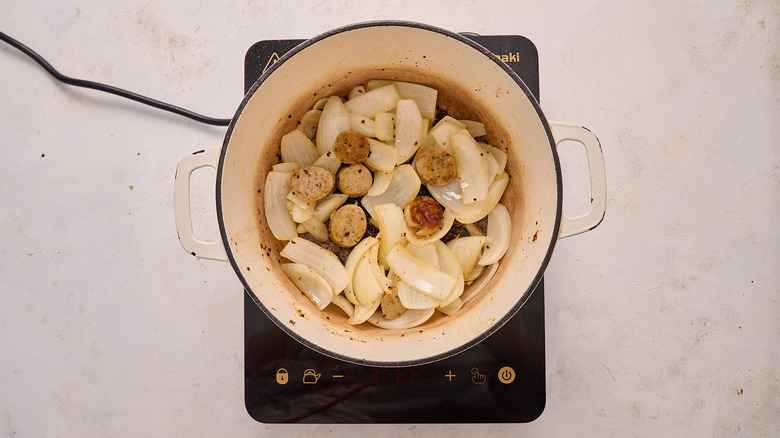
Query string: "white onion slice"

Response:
xmin=348 ymin=295 xmax=382 ymax=325
xmin=313 ymin=193 xmax=348 ymax=222
xmin=482 ymin=143 xmax=507 ymax=176
xmin=264 ymin=171 xmax=297 ymax=241
xmin=367 ymin=307 xmax=435 ymax=329
xmin=273 ymin=162 xmax=300 ymax=173
xmin=316 ymin=96 xmax=350 ymax=155
xmin=301 ymin=217 xmax=329 ymax=242
xmin=483 ymin=145 xmax=500 ymax=184
xmin=330 ymin=294 xmax=354 ymax=317
xmin=366 ymin=169 xmax=393 ymax=196
xmin=353 ymin=242 xmax=385 ymax=305
xmin=287 ymin=191 xmax=313 ymax=210
xmin=461 ymin=262 xmax=499 ymax=303
xmin=364 ymin=138 xmax=398 ymax=172
xmin=385 ymin=243 xmax=458 ymax=300
xmin=348 ymin=85 xmax=366 ymax=100
xmin=288 ymin=199 xmax=314 ymax=223
xmin=451 ymin=129 xmax=490 ymax=204
xmin=427 ymin=171 xmax=509 ymax=224
xmin=402 ymin=208 xmax=455 ymax=244
xmin=281 ymin=263 xmax=333 ymax=310
xmin=394 ymin=99 xmax=425 ymax=165
xmin=343 ymin=237 xmax=379 ymax=305
xmin=437 ymin=298 xmax=463 ymax=316
xmin=459 ymin=119 xmax=487 ymax=137
xmin=374 ymin=112 xmax=396 ymax=142
xmin=397 ymin=280 xmax=440 ymax=309
xmin=362 ymin=164 xmax=420 ymax=219
xmin=430 ymin=119 xmax=465 ymax=154
xmin=446 ymin=236 xmax=491 ymax=280
xmin=373 ymin=203 xmax=406 ymax=269
xmin=311 ymin=150 xmax=341 ymax=175
xmin=433 ymin=240 xmax=465 ymax=307
xmin=478 ymin=203 xmax=511 ymax=266
xmin=312 ymin=97 xmax=328 ymax=110
xmin=348 ymin=112 xmax=376 ymax=138
xmin=405 ymin=242 xmax=439 ymax=268
xmin=366 ymin=80 xmax=438 ymax=119
xmin=281 ymin=130 xmax=319 ymax=167
xmin=343 ymin=84 xmax=401 ymax=117
xmin=280 ymin=237 xmax=349 ymax=293
xmin=296 ymin=109 xmax=321 ymax=140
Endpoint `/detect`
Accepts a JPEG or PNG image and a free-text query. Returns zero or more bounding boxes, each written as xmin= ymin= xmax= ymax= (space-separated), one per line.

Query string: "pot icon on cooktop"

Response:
xmin=302 ymin=369 xmax=321 ymax=384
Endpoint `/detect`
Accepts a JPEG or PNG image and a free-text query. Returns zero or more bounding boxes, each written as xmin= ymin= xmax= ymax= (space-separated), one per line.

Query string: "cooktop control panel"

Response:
xmin=244 ymin=34 xmax=545 ymax=424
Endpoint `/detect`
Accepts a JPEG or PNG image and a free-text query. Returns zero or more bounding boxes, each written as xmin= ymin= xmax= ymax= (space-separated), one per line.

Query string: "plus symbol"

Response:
xmin=445 ymin=370 xmax=456 ymax=381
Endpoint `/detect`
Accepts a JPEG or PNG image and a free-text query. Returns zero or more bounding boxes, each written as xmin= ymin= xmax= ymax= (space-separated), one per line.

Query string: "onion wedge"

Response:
xmin=374 ymin=112 xmax=396 ymax=142
xmin=373 ymin=203 xmax=406 ymax=269
xmin=478 ymin=203 xmax=511 ymax=266
xmin=344 ymin=84 xmax=401 ymax=117
xmin=330 ymin=294 xmax=354 ymax=317
xmin=427 ymin=171 xmax=509 ymax=224
xmin=433 ymin=240 xmax=464 ymax=307
xmin=450 ymin=129 xmax=489 ymax=204
xmin=316 ymin=96 xmax=350 ymax=155
xmin=367 ymin=307 xmax=435 ymax=329
xmin=348 ymin=295 xmax=382 ymax=325
xmin=348 ymin=112 xmax=376 ymax=138
xmin=364 ymin=138 xmax=398 ymax=172
xmin=461 ymin=262 xmax=499 ymax=303
xmin=385 ymin=243 xmax=458 ymax=300
xmin=446 ymin=236 xmax=491 ymax=281
xmin=437 ymin=298 xmax=463 ymax=316
xmin=313 ymin=193 xmax=348 ymax=222
xmin=397 ymin=280 xmax=440 ymax=309
xmin=281 ymin=130 xmax=319 ymax=167
xmin=366 ymin=169 xmax=393 ymax=196
xmin=361 ymin=164 xmax=420 ymax=218
xmin=281 ymin=263 xmax=333 ymax=310
xmin=459 ymin=119 xmax=486 ymax=137
xmin=264 ymin=171 xmax=297 ymax=241
xmin=394 ymin=99 xmax=425 ymax=165
xmin=301 ymin=217 xmax=329 ymax=242
xmin=353 ymin=242 xmax=385 ymax=305
xmin=343 ymin=237 xmax=379 ymax=305
xmin=280 ymin=237 xmax=349 ymax=294
xmin=367 ymin=80 xmax=438 ymax=119
xmin=296 ymin=109 xmax=321 ymax=140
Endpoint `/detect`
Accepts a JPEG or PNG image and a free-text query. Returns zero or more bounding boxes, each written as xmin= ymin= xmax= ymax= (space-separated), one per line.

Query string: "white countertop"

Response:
xmin=1 ymin=1 xmax=778 ymax=436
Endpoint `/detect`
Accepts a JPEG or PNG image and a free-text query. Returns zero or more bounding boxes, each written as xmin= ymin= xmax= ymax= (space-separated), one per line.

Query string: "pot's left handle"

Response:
xmin=549 ymin=122 xmax=607 ymax=238
xmin=174 ymin=147 xmax=228 ymax=261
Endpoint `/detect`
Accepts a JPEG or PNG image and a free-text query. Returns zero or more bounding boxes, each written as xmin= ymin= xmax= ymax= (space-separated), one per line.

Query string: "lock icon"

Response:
xmin=276 ymin=368 xmax=289 ymax=385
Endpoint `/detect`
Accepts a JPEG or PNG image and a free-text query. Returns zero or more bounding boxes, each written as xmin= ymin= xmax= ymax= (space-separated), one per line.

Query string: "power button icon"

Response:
xmin=498 ymin=366 xmax=515 ymax=384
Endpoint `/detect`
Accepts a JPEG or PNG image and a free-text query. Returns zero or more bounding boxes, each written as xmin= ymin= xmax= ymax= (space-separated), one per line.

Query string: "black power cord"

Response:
xmin=0 ymin=31 xmax=232 ymax=126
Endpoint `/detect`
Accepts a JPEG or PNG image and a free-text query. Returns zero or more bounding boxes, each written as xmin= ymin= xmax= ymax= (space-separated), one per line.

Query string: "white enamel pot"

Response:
xmin=173 ymin=21 xmax=606 ymax=367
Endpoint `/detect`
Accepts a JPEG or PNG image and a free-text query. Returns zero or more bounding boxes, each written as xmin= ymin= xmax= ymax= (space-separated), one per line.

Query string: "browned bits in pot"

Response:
xmin=291 ymin=165 xmax=335 ymax=202
xmin=404 ymin=196 xmax=445 ymax=236
xmin=329 ymin=204 xmax=367 ymax=248
xmin=333 ymin=130 xmax=370 ymax=164
xmin=413 ymin=146 xmax=456 ymax=186
xmin=337 ymin=164 xmax=373 ymax=197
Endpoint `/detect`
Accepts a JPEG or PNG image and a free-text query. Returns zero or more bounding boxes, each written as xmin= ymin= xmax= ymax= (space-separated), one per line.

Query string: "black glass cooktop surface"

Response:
xmin=244 ymin=34 xmax=545 ymax=424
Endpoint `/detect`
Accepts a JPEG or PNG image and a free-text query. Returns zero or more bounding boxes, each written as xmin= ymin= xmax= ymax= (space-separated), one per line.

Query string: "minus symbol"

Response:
xmin=332 ymin=374 xmax=344 ymax=378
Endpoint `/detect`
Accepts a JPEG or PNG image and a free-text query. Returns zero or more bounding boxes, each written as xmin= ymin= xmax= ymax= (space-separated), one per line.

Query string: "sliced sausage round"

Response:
xmin=333 ymin=130 xmax=370 ymax=164
xmin=337 ymin=164 xmax=373 ymax=197
xmin=329 ymin=204 xmax=367 ymax=248
xmin=290 ymin=165 xmax=335 ymax=202
xmin=404 ymin=196 xmax=445 ymax=236
xmin=413 ymin=146 xmax=456 ymax=186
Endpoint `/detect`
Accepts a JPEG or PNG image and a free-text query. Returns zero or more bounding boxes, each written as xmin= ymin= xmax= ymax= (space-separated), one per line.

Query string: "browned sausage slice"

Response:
xmin=291 ymin=165 xmax=335 ymax=202
xmin=329 ymin=204 xmax=367 ymax=248
xmin=333 ymin=130 xmax=370 ymax=164
xmin=404 ymin=196 xmax=445 ymax=236
xmin=336 ymin=164 xmax=373 ymax=197
xmin=413 ymin=146 xmax=456 ymax=186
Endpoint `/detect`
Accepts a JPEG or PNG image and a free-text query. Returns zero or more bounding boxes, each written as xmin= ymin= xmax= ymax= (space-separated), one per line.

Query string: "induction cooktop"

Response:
xmin=243 ymin=34 xmax=545 ymax=424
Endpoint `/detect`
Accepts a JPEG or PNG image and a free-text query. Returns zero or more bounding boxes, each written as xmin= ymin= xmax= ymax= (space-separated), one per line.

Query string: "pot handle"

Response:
xmin=549 ymin=122 xmax=607 ymax=238
xmin=173 ymin=147 xmax=228 ymax=261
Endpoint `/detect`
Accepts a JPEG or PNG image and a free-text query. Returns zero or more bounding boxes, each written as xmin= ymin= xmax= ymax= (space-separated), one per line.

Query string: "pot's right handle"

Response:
xmin=173 ymin=147 xmax=228 ymax=261
xmin=549 ymin=122 xmax=607 ymax=238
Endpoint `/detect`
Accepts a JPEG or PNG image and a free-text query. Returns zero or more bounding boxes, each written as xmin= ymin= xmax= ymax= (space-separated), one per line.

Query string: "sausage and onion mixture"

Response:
xmin=264 ymin=80 xmax=512 ymax=329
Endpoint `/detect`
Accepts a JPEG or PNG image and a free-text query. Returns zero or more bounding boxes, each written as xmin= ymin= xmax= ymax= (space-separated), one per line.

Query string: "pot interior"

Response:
xmin=217 ymin=22 xmax=561 ymax=366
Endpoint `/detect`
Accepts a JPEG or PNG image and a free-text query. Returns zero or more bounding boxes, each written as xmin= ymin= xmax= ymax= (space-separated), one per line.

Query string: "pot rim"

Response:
xmin=215 ymin=20 xmax=563 ymax=367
